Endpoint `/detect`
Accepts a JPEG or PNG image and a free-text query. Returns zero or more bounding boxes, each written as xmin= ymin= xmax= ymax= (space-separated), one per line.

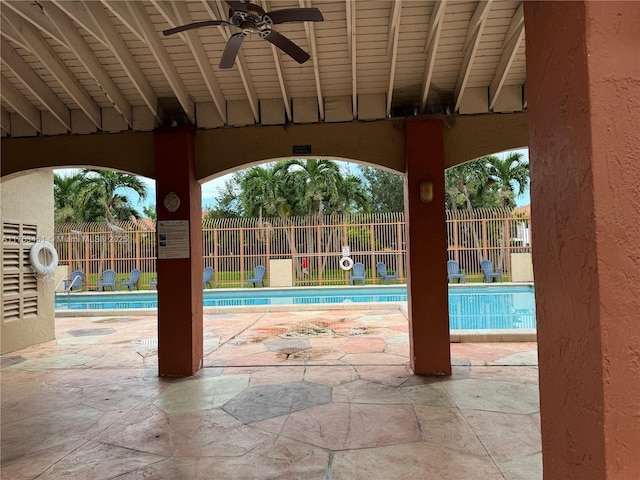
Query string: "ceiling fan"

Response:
xmin=163 ymin=1 xmax=324 ymax=69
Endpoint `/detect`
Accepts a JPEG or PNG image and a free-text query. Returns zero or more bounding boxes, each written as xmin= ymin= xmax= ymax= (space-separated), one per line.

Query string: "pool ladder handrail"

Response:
xmin=54 ymin=275 xmax=82 ymax=295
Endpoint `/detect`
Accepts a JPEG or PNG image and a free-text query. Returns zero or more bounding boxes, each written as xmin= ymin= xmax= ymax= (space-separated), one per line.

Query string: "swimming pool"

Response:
xmin=55 ymin=284 xmax=536 ymax=330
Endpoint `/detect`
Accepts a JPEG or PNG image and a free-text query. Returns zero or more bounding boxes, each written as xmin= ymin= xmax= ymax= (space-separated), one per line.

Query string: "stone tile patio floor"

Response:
xmin=1 ymin=310 xmax=541 ymax=479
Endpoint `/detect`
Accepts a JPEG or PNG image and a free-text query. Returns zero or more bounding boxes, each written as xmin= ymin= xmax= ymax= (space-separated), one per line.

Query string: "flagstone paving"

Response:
xmin=1 ymin=310 xmax=541 ymax=479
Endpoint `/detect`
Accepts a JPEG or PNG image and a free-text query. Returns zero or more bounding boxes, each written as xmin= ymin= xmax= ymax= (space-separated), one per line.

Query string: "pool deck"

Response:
xmin=1 ymin=310 xmax=541 ymax=479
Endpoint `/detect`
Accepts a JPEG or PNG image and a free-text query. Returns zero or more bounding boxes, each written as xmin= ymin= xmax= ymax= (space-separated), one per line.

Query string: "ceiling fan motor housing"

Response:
xmin=230 ymin=3 xmax=266 ymax=30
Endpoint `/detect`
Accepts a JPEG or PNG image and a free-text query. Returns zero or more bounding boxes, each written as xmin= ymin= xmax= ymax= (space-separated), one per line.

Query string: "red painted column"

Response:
xmin=404 ymin=118 xmax=451 ymax=375
xmin=154 ymin=127 xmax=203 ymax=376
xmin=525 ymin=2 xmax=640 ymax=478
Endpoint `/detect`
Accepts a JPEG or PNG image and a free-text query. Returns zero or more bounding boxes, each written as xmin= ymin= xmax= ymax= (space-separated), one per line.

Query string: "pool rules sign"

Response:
xmin=157 ymin=220 xmax=190 ymax=259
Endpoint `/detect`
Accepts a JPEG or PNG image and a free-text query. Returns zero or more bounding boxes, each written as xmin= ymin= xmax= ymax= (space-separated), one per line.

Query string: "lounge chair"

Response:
xmin=119 ymin=269 xmax=141 ymax=291
xmin=480 ymin=259 xmax=503 ymax=283
xmin=376 ymin=262 xmax=398 ymax=285
xmin=248 ymin=265 xmax=265 ymax=287
xmin=203 ymin=266 xmax=214 ymax=288
xmin=350 ymin=262 xmax=366 ymax=285
xmin=98 ymin=269 xmax=116 ymax=291
xmin=149 ymin=277 xmax=158 ymax=289
xmin=447 ymin=260 xmax=466 ymax=283
xmin=63 ymin=269 xmax=84 ymax=291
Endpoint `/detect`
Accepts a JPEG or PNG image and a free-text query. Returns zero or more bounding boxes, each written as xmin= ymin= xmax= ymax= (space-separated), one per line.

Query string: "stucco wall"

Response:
xmin=525 ymin=2 xmax=640 ymax=478
xmin=1 ymin=115 xmax=529 ymax=183
xmin=1 ymin=171 xmax=55 ymax=353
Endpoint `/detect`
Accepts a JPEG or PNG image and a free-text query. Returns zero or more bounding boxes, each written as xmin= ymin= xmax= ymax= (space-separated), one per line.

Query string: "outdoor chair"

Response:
xmin=98 ymin=269 xmax=117 ymax=291
xmin=376 ymin=262 xmax=398 ymax=285
xmin=480 ymin=259 xmax=503 ymax=283
xmin=447 ymin=260 xmax=466 ymax=283
xmin=63 ymin=270 xmax=84 ymax=291
xmin=203 ymin=266 xmax=214 ymax=288
xmin=149 ymin=277 xmax=158 ymax=289
xmin=248 ymin=265 xmax=266 ymax=287
xmin=119 ymin=269 xmax=141 ymax=291
xmin=350 ymin=262 xmax=366 ymax=285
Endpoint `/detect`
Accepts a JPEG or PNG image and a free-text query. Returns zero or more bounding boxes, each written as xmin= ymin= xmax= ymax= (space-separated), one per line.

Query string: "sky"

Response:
xmin=54 ymin=147 xmax=530 ymax=215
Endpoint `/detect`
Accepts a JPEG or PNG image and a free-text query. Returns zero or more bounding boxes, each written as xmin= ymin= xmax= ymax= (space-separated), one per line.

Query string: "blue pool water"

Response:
xmin=55 ymin=285 xmax=536 ymax=330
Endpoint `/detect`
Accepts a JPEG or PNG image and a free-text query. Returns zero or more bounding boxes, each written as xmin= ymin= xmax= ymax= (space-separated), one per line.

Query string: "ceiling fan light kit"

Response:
xmin=163 ymin=0 xmax=324 ymax=69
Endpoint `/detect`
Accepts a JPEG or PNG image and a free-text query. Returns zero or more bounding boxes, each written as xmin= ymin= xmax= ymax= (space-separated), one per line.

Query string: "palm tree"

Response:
xmin=240 ymin=164 xmax=291 ymax=220
xmin=485 ymin=152 xmax=529 ymax=208
xmin=281 ymin=159 xmax=341 ymax=219
xmin=53 ymin=172 xmax=84 ymax=223
xmin=77 ymin=170 xmax=147 ymax=226
xmin=332 ymin=174 xmax=370 ymax=214
xmin=444 ymin=158 xmax=493 ymax=211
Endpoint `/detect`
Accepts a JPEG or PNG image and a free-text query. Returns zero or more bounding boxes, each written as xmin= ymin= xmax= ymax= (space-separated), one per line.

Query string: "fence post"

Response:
xmin=369 ymin=222 xmax=376 ymax=282
xmin=213 ymin=227 xmax=219 ymax=286
xmin=504 ymin=217 xmax=511 ymax=276
xmin=396 ymin=221 xmax=404 ymax=281
xmin=135 ymin=230 xmax=141 ymax=270
xmin=84 ymin=236 xmax=90 ymax=289
xmin=452 ymin=217 xmax=460 ymax=262
xmin=240 ymin=227 xmax=245 ymax=286
xmin=482 ymin=218 xmax=488 ymax=260
xmin=316 ymin=222 xmax=322 ymax=285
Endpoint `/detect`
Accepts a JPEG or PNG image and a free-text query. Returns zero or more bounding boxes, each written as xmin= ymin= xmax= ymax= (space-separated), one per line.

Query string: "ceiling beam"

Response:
xmin=462 ymin=0 xmax=493 ymax=52
xmin=111 ymin=1 xmax=195 ymax=123
xmin=299 ymin=0 xmax=324 ymax=120
xmin=420 ymin=0 xmax=446 ymax=113
xmin=1 ymin=38 xmax=70 ymax=130
xmin=453 ymin=0 xmax=493 ymax=112
xmin=257 ymin=0 xmax=291 ymax=122
xmin=424 ymin=0 xmax=446 ymax=54
xmin=151 ymin=0 xmax=227 ymax=123
xmin=0 ymin=19 xmax=36 ymax=55
xmin=99 ymin=0 xmax=147 ymax=43
xmin=78 ymin=1 xmax=160 ymax=120
xmin=489 ymin=6 xmax=524 ymax=110
xmin=41 ymin=2 xmax=133 ymax=127
xmin=1 ymin=76 xmax=41 ymax=132
xmin=346 ymin=0 xmax=357 ymax=117
xmin=3 ymin=1 xmax=70 ymax=48
xmin=3 ymin=8 xmax=101 ymax=128
xmin=48 ymin=0 xmax=108 ymax=48
xmin=501 ymin=4 xmax=524 ymax=49
xmin=386 ymin=0 xmax=402 ymax=116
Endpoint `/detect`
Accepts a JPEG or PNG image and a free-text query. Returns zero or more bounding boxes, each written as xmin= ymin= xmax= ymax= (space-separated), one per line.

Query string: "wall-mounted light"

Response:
xmin=419 ymin=181 xmax=434 ymax=203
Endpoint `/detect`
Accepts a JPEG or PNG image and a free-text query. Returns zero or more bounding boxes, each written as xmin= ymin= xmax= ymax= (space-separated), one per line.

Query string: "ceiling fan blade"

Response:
xmin=265 ymin=8 xmax=324 ymax=24
xmin=220 ymin=33 xmax=246 ymax=69
xmin=163 ymin=20 xmax=229 ymax=36
xmin=225 ymin=1 xmax=249 ymax=12
xmin=262 ymin=29 xmax=310 ymax=64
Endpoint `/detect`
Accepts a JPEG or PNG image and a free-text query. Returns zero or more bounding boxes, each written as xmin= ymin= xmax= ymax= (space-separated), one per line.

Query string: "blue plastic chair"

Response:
xmin=203 ymin=266 xmax=214 ymax=288
xmin=149 ymin=277 xmax=158 ymax=289
xmin=350 ymin=262 xmax=366 ymax=285
xmin=480 ymin=259 xmax=503 ymax=283
xmin=98 ymin=269 xmax=116 ymax=291
xmin=447 ymin=260 xmax=466 ymax=283
xmin=63 ymin=270 xmax=84 ymax=291
xmin=376 ymin=262 xmax=398 ymax=285
xmin=119 ymin=269 xmax=141 ymax=291
xmin=247 ymin=265 xmax=265 ymax=287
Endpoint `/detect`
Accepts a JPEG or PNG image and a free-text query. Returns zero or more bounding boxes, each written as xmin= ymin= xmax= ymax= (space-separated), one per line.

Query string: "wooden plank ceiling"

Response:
xmin=0 ymin=0 xmax=526 ymax=137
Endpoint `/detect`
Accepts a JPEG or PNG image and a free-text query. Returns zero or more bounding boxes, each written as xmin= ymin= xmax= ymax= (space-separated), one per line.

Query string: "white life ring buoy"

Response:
xmin=339 ymin=256 xmax=354 ymax=271
xmin=30 ymin=241 xmax=58 ymax=277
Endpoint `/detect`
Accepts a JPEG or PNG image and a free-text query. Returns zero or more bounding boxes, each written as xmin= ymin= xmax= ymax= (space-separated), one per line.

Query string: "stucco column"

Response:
xmin=525 ymin=2 xmax=640 ymax=478
xmin=404 ymin=117 xmax=451 ymax=375
xmin=154 ymin=127 xmax=203 ymax=376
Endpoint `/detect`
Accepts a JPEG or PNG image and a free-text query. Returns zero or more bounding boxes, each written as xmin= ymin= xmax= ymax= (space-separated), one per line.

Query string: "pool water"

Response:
xmin=55 ymin=285 xmax=536 ymax=330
